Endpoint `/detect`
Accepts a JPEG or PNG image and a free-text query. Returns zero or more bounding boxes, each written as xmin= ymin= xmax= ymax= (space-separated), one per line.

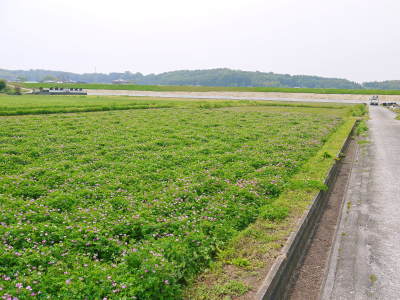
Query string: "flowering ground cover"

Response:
xmin=0 ymin=94 xmax=349 ymax=116
xmin=0 ymin=103 xmax=349 ymax=299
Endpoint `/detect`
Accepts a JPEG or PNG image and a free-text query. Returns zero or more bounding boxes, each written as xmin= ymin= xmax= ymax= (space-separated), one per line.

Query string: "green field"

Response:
xmin=0 ymin=95 xmax=361 ymax=299
xmin=19 ymin=82 xmax=400 ymax=95
xmin=0 ymin=95 xmax=176 ymax=116
xmin=0 ymin=94 xmax=351 ymax=116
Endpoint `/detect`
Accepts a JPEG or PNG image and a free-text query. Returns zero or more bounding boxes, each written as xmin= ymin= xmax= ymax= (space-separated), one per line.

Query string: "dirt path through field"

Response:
xmin=322 ymin=106 xmax=400 ymax=299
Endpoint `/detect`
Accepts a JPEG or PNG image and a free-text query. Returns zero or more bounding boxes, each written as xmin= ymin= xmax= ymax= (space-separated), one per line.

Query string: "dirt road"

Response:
xmin=322 ymin=106 xmax=400 ymax=299
xmin=87 ymin=89 xmax=370 ymax=104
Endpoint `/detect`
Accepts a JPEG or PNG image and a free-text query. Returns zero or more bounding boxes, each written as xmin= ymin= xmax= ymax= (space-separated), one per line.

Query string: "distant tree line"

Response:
xmin=0 ymin=68 xmax=399 ymax=90
xmin=362 ymin=80 xmax=400 ymax=90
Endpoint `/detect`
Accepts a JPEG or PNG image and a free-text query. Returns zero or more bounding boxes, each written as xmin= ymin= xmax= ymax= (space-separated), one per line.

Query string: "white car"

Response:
xmin=369 ymin=95 xmax=379 ymax=105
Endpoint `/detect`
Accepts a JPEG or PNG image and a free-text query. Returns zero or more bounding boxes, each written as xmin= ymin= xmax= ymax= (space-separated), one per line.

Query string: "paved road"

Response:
xmin=322 ymin=106 xmax=400 ymax=299
xmin=87 ymin=90 xmax=366 ymax=104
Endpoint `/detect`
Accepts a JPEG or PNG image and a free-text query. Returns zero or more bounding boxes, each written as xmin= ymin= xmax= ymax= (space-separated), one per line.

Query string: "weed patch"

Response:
xmin=356 ymin=120 xmax=368 ymax=136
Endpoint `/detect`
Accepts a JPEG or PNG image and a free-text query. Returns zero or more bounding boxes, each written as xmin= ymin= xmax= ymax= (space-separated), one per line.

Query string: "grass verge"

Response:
xmin=185 ymin=117 xmax=357 ymax=299
xmin=393 ymin=108 xmax=400 ymax=120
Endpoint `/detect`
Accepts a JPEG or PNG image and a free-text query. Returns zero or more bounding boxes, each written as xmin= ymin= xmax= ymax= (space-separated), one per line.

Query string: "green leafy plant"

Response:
xmin=0 ymin=99 xmax=348 ymax=299
xmin=259 ymin=205 xmax=289 ymax=221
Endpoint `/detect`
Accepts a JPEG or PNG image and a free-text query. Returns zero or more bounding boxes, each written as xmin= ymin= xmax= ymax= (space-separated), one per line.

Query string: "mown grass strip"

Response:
xmin=185 ymin=116 xmax=358 ymax=300
xmin=19 ymin=82 xmax=400 ymax=95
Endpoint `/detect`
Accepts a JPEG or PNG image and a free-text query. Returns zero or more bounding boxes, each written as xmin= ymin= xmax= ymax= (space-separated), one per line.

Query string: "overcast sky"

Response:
xmin=2 ymin=0 xmax=400 ymax=82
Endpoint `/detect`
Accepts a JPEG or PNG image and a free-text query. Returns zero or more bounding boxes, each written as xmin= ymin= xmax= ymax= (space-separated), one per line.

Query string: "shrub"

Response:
xmin=0 ymin=79 xmax=6 ymax=91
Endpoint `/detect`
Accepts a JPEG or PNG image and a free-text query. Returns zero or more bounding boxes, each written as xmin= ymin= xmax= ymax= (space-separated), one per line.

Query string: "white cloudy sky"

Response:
xmin=1 ymin=0 xmax=400 ymax=82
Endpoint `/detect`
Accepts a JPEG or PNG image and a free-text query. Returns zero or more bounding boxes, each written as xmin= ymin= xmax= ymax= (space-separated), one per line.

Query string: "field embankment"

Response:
xmin=0 ymin=95 xmax=364 ymax=299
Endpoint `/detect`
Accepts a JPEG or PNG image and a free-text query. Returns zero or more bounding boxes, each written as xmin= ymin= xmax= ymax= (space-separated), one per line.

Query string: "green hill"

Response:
xmin=1 ymin=68 xmax=399 ymax=90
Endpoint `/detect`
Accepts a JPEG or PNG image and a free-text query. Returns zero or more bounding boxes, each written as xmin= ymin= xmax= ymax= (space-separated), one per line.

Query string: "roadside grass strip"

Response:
xmin=0 ymin=102 xmax=361 ymax=299
xmin=393 ymin=108 xmax=400 ymax=119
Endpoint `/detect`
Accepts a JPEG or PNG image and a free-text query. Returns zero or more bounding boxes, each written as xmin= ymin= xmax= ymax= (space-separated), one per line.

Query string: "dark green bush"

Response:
xmin=0 ymin=80 xmax=6 ymax=91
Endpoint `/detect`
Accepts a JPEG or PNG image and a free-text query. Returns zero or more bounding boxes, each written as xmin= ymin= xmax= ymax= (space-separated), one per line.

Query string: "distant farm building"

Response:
xmin=112 ymin=79 xmax=130 ymax=84
xmin=33 ymin=87 xmax=87 ymax=95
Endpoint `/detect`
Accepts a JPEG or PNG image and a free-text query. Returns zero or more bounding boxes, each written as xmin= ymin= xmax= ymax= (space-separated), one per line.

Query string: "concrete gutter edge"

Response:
xmin=318 ymin=136 xmax=359 ymax=299
xmin=255 ymin=120 xmax=358 ymax=300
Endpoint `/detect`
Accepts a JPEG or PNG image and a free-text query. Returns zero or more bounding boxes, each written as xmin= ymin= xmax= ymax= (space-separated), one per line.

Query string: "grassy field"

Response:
xmin=19 ymin=82 xmax=400 ymax=95
xmin=0 ymin=95 xmax=176 ymax=115
xmin=0 ymin=95 xmax=363 ymax=299
xmin=0 ymin=94 xmax=353 ymax=116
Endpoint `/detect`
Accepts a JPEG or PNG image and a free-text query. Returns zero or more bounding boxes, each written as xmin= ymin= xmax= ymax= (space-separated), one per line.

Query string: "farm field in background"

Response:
xmin=0 ymin=97 xmax=357 ymax=298
xmin=0 ymin=94 xmax=176 ymax=116
xmin=19 ymin=82 xmax=400 ymax=95
xmin=0 ymin=94 xmax=350 ymax=116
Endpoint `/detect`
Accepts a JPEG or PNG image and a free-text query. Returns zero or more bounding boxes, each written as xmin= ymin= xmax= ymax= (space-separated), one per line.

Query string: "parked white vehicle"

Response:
xmin=369 ymin=95 xmax=379 ymax=106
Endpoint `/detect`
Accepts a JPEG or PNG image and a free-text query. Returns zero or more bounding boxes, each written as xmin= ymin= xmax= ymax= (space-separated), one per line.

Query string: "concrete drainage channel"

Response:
xmin=255 ymin=122 xmax=358 ymax=300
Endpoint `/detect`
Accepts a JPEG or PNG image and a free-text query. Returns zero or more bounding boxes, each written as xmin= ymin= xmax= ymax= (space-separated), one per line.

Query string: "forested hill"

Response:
xmin=136 ymin=69 xmax=363 ymax=89
xmin=363 ymin=80 xmax=400 ymax=90
xmin=1 ymin=67 xmax=398 ymax=90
